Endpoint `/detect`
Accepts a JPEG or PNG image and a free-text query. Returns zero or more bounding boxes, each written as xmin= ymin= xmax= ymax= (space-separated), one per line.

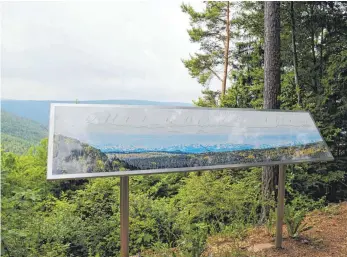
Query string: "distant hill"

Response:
xmin=52 ymin=134 xmax=131 ymax=175
xmin=1 ymin=110 xmax=48 ymax=154
xmin=1 ymin=99 xmax=192 ymax=126
xmin=1 ymin=133 xmax=36 ymax=155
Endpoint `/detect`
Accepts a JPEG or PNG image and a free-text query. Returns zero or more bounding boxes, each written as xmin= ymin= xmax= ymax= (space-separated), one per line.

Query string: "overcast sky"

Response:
xmin=1 ymin=1 xmax=215 ymax=103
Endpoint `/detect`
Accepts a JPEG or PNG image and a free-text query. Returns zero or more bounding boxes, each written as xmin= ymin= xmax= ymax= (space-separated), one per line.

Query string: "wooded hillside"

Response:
xmin=1 ymin=111 xmax=48 ymax=154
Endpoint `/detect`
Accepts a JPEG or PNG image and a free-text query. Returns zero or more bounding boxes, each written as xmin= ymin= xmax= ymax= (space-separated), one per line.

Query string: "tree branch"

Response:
xmin=208 ymin=67 xmax=223 ymax=81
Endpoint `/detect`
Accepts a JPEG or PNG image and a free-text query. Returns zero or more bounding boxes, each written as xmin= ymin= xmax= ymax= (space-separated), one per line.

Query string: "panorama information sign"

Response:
xmin=47 ymin=104 xmax=333 ymax=180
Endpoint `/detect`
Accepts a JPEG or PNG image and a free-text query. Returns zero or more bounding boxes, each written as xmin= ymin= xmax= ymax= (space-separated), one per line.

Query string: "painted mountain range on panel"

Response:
xmin=52 ymin=134 xmax=333 ymax=175
xmin=92 ymin=140 xmax=322 ymax=155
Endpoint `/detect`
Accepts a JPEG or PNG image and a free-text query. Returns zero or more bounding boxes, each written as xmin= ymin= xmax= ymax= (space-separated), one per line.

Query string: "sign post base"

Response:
xmin=275 ymin=165 xmax=285 ymax=249
xmin=120 ymin=176 xmax=129 ymax=257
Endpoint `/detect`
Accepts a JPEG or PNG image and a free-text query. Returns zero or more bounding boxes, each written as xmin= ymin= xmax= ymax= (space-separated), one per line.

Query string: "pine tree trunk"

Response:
xmin=222 ymin=1 xmax=230 ymax=96
xmin=310 ymin=4 xmax=318 ymax=92
xmin=319 ymin=3 xmax=325 ymax=82
xmin=260 ymin=1 xmax=281 ymax=224
xmin=290 ymin=1 xmax=300 ymax=106
xmin=320 ymin=26 xmax=324 ymax=81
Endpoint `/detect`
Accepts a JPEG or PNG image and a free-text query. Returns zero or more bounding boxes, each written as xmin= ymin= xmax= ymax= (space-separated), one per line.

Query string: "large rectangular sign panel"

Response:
xmin=47 ymin=104 xmax=333 ymax=180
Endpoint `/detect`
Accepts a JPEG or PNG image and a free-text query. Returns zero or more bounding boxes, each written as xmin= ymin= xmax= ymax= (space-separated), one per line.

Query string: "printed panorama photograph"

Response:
xmin=50 ymin=105 xmax=333 ymax=176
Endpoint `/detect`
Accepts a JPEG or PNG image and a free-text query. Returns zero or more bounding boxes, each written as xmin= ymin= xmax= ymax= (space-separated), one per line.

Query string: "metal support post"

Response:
xmin=120 ymin=176 xmax=129 ymax=257
xmin=275 ymin=165 xmax=285 ymax=248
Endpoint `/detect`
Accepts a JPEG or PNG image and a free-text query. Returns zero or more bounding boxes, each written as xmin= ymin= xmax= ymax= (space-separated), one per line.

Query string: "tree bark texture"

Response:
xmin=261 ymin=1 xmax=281 ymax=224
xmin=221 ymin=1 xmax=230 ymax=96
xmin=310 ymin=4 xmax=318 ymax=92
xmin=263 ymin=1 xmax=281 ymax=110
xmin=290 ymin=1 xmax=300 ymax=106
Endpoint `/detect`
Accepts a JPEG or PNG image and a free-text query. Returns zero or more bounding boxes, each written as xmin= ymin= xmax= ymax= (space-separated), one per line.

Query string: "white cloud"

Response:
xmin=1 ymin=1 xmax=209 ymax=102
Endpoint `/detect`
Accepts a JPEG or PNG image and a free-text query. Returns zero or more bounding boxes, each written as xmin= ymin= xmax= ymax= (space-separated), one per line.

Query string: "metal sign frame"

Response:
xmin=46 ymin=104 xmax=334 ymax=256
xmin=47 ymin=104 xmax=333 ymax=180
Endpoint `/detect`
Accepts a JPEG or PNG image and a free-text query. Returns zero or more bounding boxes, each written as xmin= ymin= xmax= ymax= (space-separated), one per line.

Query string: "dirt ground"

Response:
xmin=204 ymin=202 xmax=347 ymax=257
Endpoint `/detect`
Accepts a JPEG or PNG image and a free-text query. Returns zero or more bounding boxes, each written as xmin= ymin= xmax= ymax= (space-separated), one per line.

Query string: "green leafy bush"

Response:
xmin=284 ymin=204 xmax=312 ymax=238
